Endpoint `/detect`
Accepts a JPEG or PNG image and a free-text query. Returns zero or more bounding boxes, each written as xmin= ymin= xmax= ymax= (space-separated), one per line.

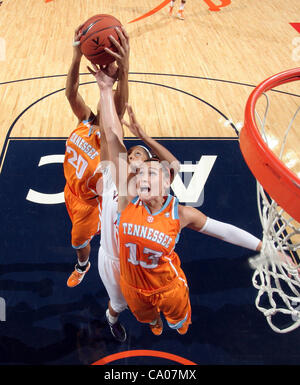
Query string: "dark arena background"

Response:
xmin=1 ymin=137 xmax=299 ymax=366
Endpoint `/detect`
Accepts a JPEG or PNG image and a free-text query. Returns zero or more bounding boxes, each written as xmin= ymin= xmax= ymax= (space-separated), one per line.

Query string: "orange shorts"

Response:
xmin=64 ymin=184 xmax=101 ymax=249
xmin=120 ymin=274 xmax=191 ymax=331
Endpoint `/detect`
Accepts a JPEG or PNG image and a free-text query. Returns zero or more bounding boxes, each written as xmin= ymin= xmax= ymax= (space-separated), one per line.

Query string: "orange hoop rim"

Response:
xmin=240 ymin=67 xmax=300 ymax=222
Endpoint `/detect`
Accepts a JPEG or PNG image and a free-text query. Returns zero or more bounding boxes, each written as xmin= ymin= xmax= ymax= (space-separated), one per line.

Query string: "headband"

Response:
xmin=137 ymin=145 xmax=152 ymax=159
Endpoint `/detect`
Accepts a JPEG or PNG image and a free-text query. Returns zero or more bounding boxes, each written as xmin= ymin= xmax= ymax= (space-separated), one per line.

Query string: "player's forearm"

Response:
xmin=142 ymin=135 xmax=180 ymax=176
xmin=100 ymin=87 xmax=128 ymax=197
xmin=98 ymin=86 xmax=124 ymax=144
xmin=114 ymin=68 xmax=129 ymax=119
xmin=100 ymin=88 xmax=126 ymax=152
xmin=200 ymin=217 xmax=262 ymax=251
xmin=65 ymin=56 xmax=81 ymax=98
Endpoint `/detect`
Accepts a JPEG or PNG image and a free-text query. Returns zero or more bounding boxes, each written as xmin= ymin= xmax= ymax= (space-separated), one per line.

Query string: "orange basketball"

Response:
xmin=79 ymin=14 xmax=122 ymax=65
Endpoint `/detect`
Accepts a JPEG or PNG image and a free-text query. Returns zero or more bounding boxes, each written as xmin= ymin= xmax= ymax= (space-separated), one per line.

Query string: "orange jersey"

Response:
xmin=64 ymin=119 xmax=101 ymax=202
xmin=118 ymin=194 xmax=182 ymax=293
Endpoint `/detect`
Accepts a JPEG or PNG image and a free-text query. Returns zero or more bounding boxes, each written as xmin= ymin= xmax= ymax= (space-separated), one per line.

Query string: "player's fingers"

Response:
xmin=120 ymin=26 xmax=129 ymax=42
xmin=121 ymin=119 xmax=130 ymax=128
xmin=115 ymin=27 xmax=126 ymax=46
xmin=104 ymin=47 xmax=122 ymax=61
xmin=126 ymin=104 xmax=133 ymax=118
xmin=75 ymin=23 xmax=85 ymax=35
xmin=127 ymin=112 xmax=134 ymax=125
xmin=127 ymin=105 xmax=136 ymax=119
xmin=127 ymin=105 xmax=137 ymax=122
xmin=75 ymin=29 xmax=83 ymax=39
xmin=100 ymin=65 xmax=109 ymax=75
xmin=91 ymin=62 xmax=100 ymax=71
xmin=108 ymin=35 xmax=125 ymax=56
xmin=86 ymin=65 xmax=96 ymax=75
xmin=128 ymin=113 xmax=137 ymax=127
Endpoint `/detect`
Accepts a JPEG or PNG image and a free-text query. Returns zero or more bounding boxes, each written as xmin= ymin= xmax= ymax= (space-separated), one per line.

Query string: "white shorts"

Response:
xmin=98 ymin=247 xmax=127 ymax=313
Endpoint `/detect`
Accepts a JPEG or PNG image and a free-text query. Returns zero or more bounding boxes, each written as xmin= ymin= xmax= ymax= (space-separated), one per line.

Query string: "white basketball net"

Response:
xmin=248 ymin=93 xmax=300 ymax=333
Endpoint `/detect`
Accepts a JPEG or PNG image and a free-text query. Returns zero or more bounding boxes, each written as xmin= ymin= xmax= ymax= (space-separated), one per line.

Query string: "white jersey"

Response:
xmin=99 ymin=164 xmax=119 ymax=258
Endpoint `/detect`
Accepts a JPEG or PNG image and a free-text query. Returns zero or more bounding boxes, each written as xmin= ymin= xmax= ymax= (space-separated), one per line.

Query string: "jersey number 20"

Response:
xmin=66 ymin=146 xmax=88 ymax=179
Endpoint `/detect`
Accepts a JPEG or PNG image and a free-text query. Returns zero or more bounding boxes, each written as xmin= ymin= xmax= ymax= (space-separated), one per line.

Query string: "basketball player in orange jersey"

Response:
xmin=87 ymin=43 xmax=180 ymax=341
xmin=95 ymin=66 xmax=263 ymax=336
xmin=64 ymin=23 xmax=129 ymax=288
xmin=169 ymin=0 xmax=186 ymax=20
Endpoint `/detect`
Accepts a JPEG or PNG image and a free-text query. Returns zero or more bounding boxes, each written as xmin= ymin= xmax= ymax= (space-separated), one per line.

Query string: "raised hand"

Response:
xmin=87 ymin=62 xmax=118 ymax=89
xmin=72 ymin=23 xmax=85 ymax=58
xmin=105 ymin=26 xmax=130 ymax=75
xmin=121 ymin=104 xmax=147 ymax=139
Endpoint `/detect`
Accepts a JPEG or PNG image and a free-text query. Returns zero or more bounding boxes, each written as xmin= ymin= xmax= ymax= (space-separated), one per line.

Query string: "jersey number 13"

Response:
xmin=125 ymin=243 xmax=163 ymax=269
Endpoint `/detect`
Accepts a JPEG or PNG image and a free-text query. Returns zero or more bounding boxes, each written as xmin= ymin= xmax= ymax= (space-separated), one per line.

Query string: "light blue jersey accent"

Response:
xmin=116 ymin=212 xmax=121 ymax=226
xmin=72 ymin=239 xmax=90 ymax=250
xmin=131 ymin=196 xmax=139 ymax=204
xmin=82 ymin=114 xmax=97 ymax=136
xmin=167 ymin=312 xmax=188 ymax=330
xmin=173 ymin=197 xmax=179 ymax=219
xmin=83 ymin=114 xmax=96 ymax=125
xmin=142 ymin=194 xmax=173 ymax=216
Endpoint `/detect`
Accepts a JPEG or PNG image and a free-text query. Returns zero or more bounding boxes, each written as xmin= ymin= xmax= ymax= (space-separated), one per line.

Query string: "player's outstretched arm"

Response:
xmin=122 ymin=104 xmax=180 ymax=182
xmin=91 ymin=63 xmax=125 ymax=147
xmin=178 ymin=205 xmax=262 ymax=252
xmin=65 ymin=24 xmax=92 ymax=123
xmin=89 ymin=63 xmax=129 ymax=210
xmin=105 ymin=26 xmax=130 ymax=120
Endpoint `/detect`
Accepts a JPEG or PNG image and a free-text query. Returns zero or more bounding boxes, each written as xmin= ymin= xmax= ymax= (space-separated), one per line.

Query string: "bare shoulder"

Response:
xmin=178 ymin=204 xmax=197 ymax=217
xmin=178 ymin=204 xmax=207 ymax=231
xmin=178 ymin=204 xmax=194 ymax=229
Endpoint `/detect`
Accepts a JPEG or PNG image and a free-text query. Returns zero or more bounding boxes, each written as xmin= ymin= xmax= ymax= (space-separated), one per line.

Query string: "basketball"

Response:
xmin=79 ymin=14 xmax=122 ymax=65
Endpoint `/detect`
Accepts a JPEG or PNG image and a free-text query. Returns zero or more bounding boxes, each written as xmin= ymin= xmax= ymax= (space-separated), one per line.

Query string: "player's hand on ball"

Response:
xmin=105 ymin=26 xmax=130 ymax=75
xmin=72 ymin=23 xmax=85 ymax=57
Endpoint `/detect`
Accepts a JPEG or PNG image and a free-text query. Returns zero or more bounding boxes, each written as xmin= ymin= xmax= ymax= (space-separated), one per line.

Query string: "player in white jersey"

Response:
xmin=97 ymin=159 xmax=127 ymax=342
